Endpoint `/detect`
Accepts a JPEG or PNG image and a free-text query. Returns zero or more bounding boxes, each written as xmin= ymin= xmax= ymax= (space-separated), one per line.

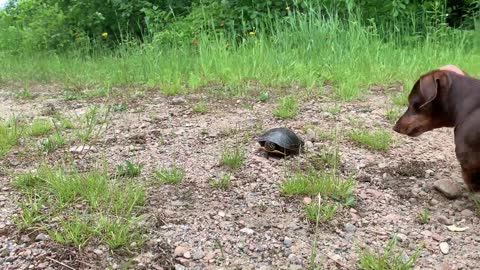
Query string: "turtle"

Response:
xmin=256 ymin=127 xmax=305 ymax=156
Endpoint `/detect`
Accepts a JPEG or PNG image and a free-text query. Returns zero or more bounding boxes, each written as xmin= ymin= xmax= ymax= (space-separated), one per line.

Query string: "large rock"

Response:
xmin=433 ymin=179 xmax=462 ymax=199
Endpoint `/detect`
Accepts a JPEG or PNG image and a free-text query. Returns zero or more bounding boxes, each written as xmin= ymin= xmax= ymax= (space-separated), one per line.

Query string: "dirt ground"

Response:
xmin=1 ymin=84 xmax=479 ymax=270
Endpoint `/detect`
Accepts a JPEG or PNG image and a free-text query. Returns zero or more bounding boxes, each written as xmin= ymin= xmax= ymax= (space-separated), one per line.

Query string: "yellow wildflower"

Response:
xmin=101 ymin=32 xmax=108 ymax=38
xmin=249 ymin=31 xmax=255 ymax=36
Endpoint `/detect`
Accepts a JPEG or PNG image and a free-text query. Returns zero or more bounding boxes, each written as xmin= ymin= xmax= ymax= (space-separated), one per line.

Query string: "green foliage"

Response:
xmin=0 ymin=0 xmax=478 ymax=52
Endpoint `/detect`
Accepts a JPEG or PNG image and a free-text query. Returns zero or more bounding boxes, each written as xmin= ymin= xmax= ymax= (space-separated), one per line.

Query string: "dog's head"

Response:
xmin=393 ymin=70 xmax=452 ymax=137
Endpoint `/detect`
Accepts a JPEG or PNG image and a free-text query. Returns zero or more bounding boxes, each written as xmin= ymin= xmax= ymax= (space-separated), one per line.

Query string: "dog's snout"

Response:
xmin=393 ymin=124 xmax=400 ymax=133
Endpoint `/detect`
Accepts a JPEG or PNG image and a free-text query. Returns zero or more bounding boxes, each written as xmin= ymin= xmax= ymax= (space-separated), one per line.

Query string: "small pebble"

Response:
xmin=344 ymin=223 xmax=356 ymax=233
xmin=461 ymin=209 xmax=474 ymax=217
xmin=240 ymin=228 xmax=255 ymax=235
xmin=284 ymin=236 xmax=293 ymax=247
xmin=440 ymin=242 xmax=450 ymax=254
xmin=35 ymin=233 xmax=48 ymax=242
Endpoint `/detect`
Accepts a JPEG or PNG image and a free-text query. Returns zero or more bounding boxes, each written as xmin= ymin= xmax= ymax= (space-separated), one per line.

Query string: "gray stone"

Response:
xmin=172 ymin=97 xmax=187 ymax=105
xmin=344 ymin=223 xmax=356 ymax=233
xmin=35 ymin=233 xmax=48 ymax=242
xmin=433 ymin=179 xmax=462 ymax=199
xmin=175 ymin=264 xmax=186 ymax=270
xmin=461 ymin=209 xmax=474 ymax=217
xmin=437 ymin=215 xmax=453 ymax=225
xmin=283 ymin=236 xmax=293 ymax=247
xmin=240 ymin=227 xmax=255 ymax=235
xmin=192 ymin=250 xmax=204 ymax=260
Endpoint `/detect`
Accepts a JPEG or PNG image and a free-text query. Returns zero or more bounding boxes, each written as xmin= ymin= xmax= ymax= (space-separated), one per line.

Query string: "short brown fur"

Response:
xmin=393 ymin=65 xmax=480 ymax=192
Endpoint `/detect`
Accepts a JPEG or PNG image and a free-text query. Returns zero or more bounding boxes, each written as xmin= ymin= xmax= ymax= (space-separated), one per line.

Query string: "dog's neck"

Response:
xmin=445 ymin=73 xmax=480 ymax=128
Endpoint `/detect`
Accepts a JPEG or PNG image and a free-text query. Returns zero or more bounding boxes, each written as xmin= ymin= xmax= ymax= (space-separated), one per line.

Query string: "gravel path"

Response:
xmin=1 ymin=86 xmax=479 ymax=270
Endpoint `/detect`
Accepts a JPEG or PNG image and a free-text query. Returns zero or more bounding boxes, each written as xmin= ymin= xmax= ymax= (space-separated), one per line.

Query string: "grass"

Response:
xmin=348 ymin=128 xmax=393 ymax=151
xmin=1 ymin=12 xmax=478 ymax=101
xmin=309 ymin=149 xmax=341 ymax=169
xmin=192 ymin=102 xmax=208 ymax=113
xmin=41 ymin=133 xmax=66 ymax=153
xmin=28 ymin=118 xmax=53 ymax=137
xmin=74 ymin=105 xmax=111 ymax=143
xmin=14 ymin=88 xmax=35 ymax=100
xmin=385 ymin=105 xmax=403 ymax=123
xmin=13 ymin=164 xmax=146 ymax=251
xmin=357 ymin=236 xmax=422 ymax=270
xmin=154 ymin=165 xmax=185 ymax=185
xmin=0 ymin=117 xmax=23 ymax=156
xmin=209 ymin=173 xmax=232 ymax=189
xmin=117 ymin=160 xmax=144 ymax=177
xmin=281 ymin=169 xmax=355 ymax=204
xmin=220 ymin=146 xmax=245 ymax=170
xmin=304 ymin=202 xmax=338 ymax=223
xmin=416 ymin=208 xmax=431 ymax=224
xmin=258 ymin=91 xmax=270 ymax=102
xmin=273 ymin=95 xmax=298 ymax=119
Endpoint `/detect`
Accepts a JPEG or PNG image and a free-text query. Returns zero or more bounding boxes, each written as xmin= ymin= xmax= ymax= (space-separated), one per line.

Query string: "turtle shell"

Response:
xmin=256 ymin=127 xmax=305 ymax=155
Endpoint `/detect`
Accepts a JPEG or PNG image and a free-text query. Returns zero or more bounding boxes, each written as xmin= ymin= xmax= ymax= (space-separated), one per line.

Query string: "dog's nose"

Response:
xmin=393 ymin=124 xmax=400 ymax=133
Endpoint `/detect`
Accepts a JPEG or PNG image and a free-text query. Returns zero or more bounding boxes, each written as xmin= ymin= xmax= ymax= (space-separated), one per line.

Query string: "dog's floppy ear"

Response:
xmin=418 ymin=71 xmax=451 ymax=109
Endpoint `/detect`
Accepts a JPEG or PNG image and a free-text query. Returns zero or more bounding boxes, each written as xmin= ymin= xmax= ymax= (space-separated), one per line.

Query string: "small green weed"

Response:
xmin=325 ymin=104 xmax=341 ymax=115
xmin=357 ymin=236 xmax=421 ymax=270
xmin=28 ymin=118 xmax=53 ymax=136
xmin=13 ymin=192 xmax=47 ymax=230
xmin=193 ymin=102 xmax=208 ymax=113
xmin=154 ymin=166 xmax=185 ymax=185
xmin=220 ymin=146 xmax=245 ymax=170
xmin=470 ymin=195 xmax=480 ymax=215
xmin=117 ymin=160 xmax=143 ymax=177
xmin=63 ymin=89 xmax=85 ymax=101
xmin=348 ymin=128 xmax=392 ymax=151
xmin=41 ymin=133 xmax=66 ymax=153
xmin=75 ymin=105 xmax=110 ymax=142
xmin=113 ymin=102 xmax=128 ymax=112
xmin=210 ymin=173 xmax=232 ymax=189
xmin=84 ymin=87 xmax=111 ymax=98
xmin=0 ymin=117 xmax=23 ymax=156
xmin=309 ymin=149 xmax=341 ymax=169
xmin=273 ymin=95 xmax=298 ymax=119
xmin=281 ymin=170 xmax=355 ymax=204
xmin=49 ymin=212 xmax=92 ymax=250
xmin=258 ymin=91 xmax=270 ymax=102
xmin=14 ymin=88 xmax=35 ymax=100
xmin=385 ymin=106 xmax=403 ymax=123
xmin=416 ymin=208 xmax=431 ymax=224
xmin=304 ymin=202 xmax=338 ymax=223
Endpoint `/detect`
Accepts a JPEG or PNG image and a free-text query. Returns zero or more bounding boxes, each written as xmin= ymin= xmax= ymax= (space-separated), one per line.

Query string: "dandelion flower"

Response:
xmin=249 ymin=31 xmax=255 ymax=36
xmin=101 ymin=32 xmax=108 ymax=38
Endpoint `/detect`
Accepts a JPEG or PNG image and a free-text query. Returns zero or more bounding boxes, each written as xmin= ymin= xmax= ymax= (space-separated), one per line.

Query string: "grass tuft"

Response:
xmin=304 ymin=202 xmax=338 ymax=223
xmin=348 ymin=128 xmax=393 ymax=151
xmin=0 ymin=117 xmax=23 ymax=156
xmin=28 ymin=118 xmax=53 ymax=137
xmin=192 ymin=102 xmax=208 ymax=113
xmin=416 ymin=208 xmax=431 ymax=224
xmin=154 ymin=166 xmax=185 ymax=185
xmin=281 ymin=170 xmax=355 ymax=204
xmin=210 ymin=173 xmax=232 ymax=189
xmin=357 ymin=236 xmax=422 ymax=270
xmin=13 ymin=165 xmax=146 ymax=251
xmin=117 ymin=160 xmax=144 ymax=177
xmin=273 ymin=95 xmax=298 ymax=119
xmin=220 ymin=146 xmax=245 ymax=170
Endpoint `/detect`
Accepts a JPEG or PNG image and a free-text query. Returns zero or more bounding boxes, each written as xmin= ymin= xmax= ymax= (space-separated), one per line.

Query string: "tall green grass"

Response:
xmin=0 ymin=10 xmax=478 ymax=100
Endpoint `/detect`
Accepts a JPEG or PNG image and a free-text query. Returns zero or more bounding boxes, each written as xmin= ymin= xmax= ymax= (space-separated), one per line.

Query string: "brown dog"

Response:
xmin=393 ymin=66 xmax=480 ymax=192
